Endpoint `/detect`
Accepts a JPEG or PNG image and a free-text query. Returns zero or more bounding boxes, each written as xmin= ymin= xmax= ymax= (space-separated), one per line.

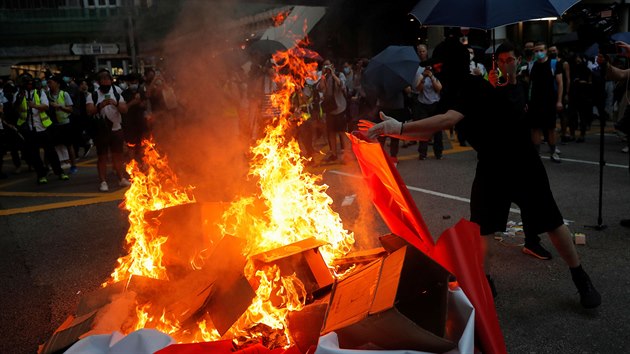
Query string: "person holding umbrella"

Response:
xmin=360 ymin=39 xmax=601 ymax=309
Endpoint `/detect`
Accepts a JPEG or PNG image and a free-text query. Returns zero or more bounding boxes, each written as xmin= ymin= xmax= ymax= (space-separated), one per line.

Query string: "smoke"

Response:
xmin=141 ymin=1 xmax=268 ymax=202
xmin=83 ymin=291 xmax=137 ymax=338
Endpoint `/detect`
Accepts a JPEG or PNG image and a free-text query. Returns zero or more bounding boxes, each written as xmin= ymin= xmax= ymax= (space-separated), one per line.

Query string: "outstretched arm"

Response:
xmin=359 ymin=110 xmax=464 ymax=141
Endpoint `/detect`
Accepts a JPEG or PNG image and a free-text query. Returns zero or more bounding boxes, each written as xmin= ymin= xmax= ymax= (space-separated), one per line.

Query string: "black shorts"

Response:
xmin=95 ymin=129 xmax=124 ymax=156
xmin=527 ymin=103 xmax=557 ymax=130
xmin=470 ymin=155 xmax=564 ymax=236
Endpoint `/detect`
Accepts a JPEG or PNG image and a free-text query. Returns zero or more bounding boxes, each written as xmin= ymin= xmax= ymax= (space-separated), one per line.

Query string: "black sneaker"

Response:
xmin=522 ymin=242 xmax=553 ymax=260
xmin=572 ymin=272 xmax=601 ymax=309
xmin=620 ymin=219 xmax=630 ymax=228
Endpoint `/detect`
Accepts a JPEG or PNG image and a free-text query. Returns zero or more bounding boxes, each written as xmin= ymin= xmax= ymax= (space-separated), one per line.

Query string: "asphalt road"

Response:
xmin=1 ymin=127 xmax=629 ymax=354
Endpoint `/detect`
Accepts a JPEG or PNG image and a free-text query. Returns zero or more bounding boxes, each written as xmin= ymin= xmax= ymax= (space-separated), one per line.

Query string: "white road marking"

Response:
xmin=328 ymin=170 xmax=523 ymax=214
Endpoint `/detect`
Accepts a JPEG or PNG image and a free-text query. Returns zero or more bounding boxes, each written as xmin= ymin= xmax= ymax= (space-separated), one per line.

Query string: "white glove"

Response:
xmin=367 ymin=112 xmax=402 ymax=140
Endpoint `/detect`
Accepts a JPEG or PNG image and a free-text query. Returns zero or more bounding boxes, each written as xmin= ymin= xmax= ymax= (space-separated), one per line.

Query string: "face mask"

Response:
xmin=343 ymin=67 xmax=351 ymax=75
xmin=469 ymin=53 xmax=474 ymax=61
xmin=99 ymin=85 xmax=111 ymax=92
xmin=535 ymin=52 xmax=546 ymax=60
xmin=549 ymin=53 xmax=558 ymax=59
xmin=524 ymin=49 xmax=533 ymax=57
xmin=130 ymin=84 xmax=139 ymax=91
xmin=119 ymin=82 xmax=128 ymax=90
xmin=63 ymin=77 xmax=71 ymax=83
xmin=41 ymin=80 xmax=47 ymax=86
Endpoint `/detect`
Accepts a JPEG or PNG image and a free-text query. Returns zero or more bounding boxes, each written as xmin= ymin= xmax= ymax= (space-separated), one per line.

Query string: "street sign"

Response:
xmin=71 ymin=43 xmax=120 ymax=55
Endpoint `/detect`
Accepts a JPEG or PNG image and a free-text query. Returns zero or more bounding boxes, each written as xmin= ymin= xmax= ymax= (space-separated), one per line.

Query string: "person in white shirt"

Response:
xmin=48 ymin=75 xmax=78 ymax=173
xmin=86 ymin=69 xmax=130 ymax=192
xmin=413 ymin=49 xmax=444 ymax=160
xmin=468 ymin=46 xmax=487 ymax=77
xmin=13 ymin=74 xmax=69 ymax=184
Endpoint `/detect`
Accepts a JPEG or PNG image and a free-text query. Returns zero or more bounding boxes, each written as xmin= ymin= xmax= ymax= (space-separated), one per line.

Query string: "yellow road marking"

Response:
xmin=0 ymin=189 xmax=126 ymax=216
xmin=0 ymin=191 xmax=106 ymax=198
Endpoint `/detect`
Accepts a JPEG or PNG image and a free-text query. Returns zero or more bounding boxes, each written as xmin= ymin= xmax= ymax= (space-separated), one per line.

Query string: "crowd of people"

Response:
xmin=233 ymin=38 xmax=629 ymax=169
xmin=0 ymin=67 xmax=178 ymax=191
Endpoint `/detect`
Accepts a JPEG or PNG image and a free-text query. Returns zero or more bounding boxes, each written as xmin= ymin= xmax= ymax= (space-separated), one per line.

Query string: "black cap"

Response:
xmin=49 ymin=75 xmax=64 ymax=84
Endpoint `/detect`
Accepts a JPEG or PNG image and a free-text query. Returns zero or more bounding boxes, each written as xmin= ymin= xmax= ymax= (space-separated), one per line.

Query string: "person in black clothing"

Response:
xmin=121 ymin=73 xmax=148 ymax=163
xmin=528 ymin=42 xmax=564 ymax=163
xmin=360 ymin=39 xmax=601 ymax=309
xmin=567 ymin=54 xmax=593 ymax=142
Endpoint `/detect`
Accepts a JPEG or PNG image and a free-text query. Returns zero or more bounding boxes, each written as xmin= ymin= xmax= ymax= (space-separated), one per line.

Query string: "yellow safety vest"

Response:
xmin=17 ymin=90 xmax=52 ymax=128
xmin=53 ymin=90 xmax=70 ymax=124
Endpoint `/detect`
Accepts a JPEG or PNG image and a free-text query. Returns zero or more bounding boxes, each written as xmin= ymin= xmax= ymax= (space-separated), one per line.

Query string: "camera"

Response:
xmin=575 ymin=3 xmax=620 ymax=54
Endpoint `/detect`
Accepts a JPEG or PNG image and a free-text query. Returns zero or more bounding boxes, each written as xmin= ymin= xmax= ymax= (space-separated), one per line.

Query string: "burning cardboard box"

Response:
xmin=321 ymin=245 xmax=457 ymax=352
xmin=146 ymin=202 xmax=227 ymax=273
xmin=250 ymin=237 xmax=334 ymax=302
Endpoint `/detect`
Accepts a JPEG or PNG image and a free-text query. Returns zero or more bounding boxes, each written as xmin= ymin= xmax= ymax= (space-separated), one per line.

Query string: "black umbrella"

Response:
xmin=362 ymin=45 xmax=419 ymax=98
xmin=410 ymin=0 xmax=581 ymax=30
xmin=247 ymin=39 xmax=287 ymax=56
xmin=411 ymin=0 xmax=581 ymax=68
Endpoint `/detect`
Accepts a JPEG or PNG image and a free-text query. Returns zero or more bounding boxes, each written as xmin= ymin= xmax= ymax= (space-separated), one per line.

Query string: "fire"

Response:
xmin=227 ymin=265 xmax=306 ymax=347
xmin=101 ymin=39 xmax=353 ymax=348
xmin=106 ymin=139 xmax=195 ymax=284
xmin=220 ymin=46 xmax=355 ymax=264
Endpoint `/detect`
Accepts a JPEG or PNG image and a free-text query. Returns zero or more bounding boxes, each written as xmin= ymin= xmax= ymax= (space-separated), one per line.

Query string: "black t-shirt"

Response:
xmin=451 ymin=75 xmax=536 ymax=161
xmin=121 ymin=88 xmax=146 ymax=129
xmin=529 ymin=59 xmax=557 ymax=107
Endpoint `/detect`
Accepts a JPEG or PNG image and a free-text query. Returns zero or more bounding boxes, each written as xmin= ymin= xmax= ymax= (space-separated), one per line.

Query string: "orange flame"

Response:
xmin=107 ymin=139 xmax=195 ymax=285
xmin=220 ymin=46 xmax=355 ymax=264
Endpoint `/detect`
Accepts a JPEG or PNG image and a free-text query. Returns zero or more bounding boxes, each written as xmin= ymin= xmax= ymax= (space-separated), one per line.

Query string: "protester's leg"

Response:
xmin=416 ymin=104 xmax=430 ymax=159
xmin=110 ymin=130 xmax=126 ymax=182
xmin=389 ymin=137 xmax=400 ymax=158
xmin=95 ymin=133 xmax=108 ymax=183
xmin=40 ymin=131 xmax=64 ymax=176
xmin=433 ymin=130 xmax=443 ymax=159
xmin=25 ymin=131 xmax=45 ymax=180
xmin=547 ymin=224 xmax=579 ymax=267
xmin=531 ymin=128 xmax=543 ymax=152
xmin=547 ymin=127 xmax=558 ymax=154
xmin=548 ymin=224 xmax=601 ymax=308
xmin=10 ymin=148 xmax=21 ymax=169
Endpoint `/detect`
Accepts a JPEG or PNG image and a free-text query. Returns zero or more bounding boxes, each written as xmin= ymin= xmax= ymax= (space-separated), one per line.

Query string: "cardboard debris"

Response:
xmin=332 ymin=247 xmax=388 ymax=268
xmin=316 ymin=286 xmax=474 ymax=354
xmin=39 ymin=311 xmax=98 ymax=354
xmin=321 ymin=245 xmax=456 ymax=352
xmin=250 ymin=238 xmax=334 ymax=301
xmin=378 ymin=233 xmax=411 ymax=254
xmin=76 ymin=276 xmax=166 ymax=317
xmin=574 ymin=232 xmax=586 ymax=245
xmin=147 ymin=202 xmax=227 ymax=272
xmin=167 ymin=235 xmax=255 ymax=336
xmin=287 ymin=300 xmax=330 ymax=353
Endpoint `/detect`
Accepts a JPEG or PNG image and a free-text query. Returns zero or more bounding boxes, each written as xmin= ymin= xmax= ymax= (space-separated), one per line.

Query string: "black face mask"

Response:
xmin=549 ymin=53 xmax=558 ymax=59
xmin=524 ymin=49 xmax=533 ymax=57
xmin=99 ymin=85 xmax=111 ymax=92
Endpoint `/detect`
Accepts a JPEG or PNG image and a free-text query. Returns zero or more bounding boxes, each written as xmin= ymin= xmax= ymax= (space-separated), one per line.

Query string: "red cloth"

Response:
xmin=434 ymin=219 xmax=507 ymax=354
xmin=348 ymin=133 xmax=434 ymax=256
xmin=349 ymin=132 xmax=507 ymax=354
